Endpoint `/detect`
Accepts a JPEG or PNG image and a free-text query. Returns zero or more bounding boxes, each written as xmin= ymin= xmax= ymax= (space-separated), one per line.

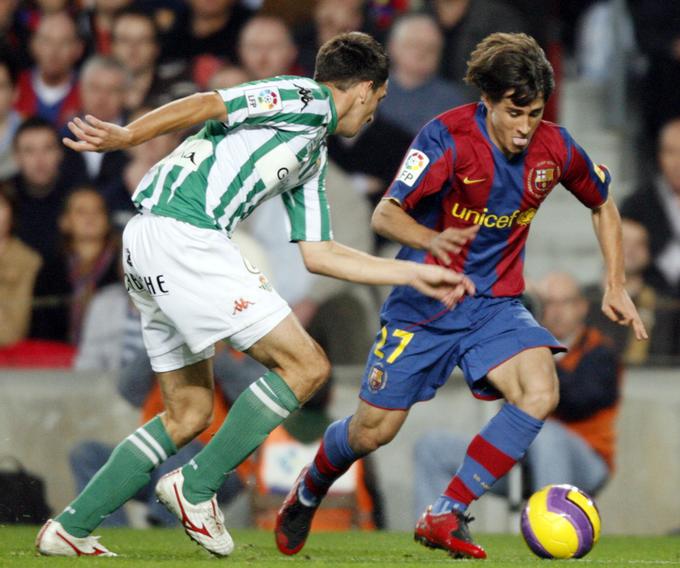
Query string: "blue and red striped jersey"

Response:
xmin=383 ymin=102 xmax=610 ymax=324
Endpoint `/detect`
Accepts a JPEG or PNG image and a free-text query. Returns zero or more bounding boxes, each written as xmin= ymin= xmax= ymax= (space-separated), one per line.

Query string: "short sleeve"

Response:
xmin=384 ymin=118 xmax=455 ymax=211
xmin=281 ymin=148 xmax=332 ymax=242
xmin=559 ymin=127 xmax=610 ymax=208
xmin=216 ymin=79 xmax=329 ymax=130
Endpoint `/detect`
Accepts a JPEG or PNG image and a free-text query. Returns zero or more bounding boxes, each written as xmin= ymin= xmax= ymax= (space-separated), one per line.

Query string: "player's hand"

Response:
xmin=63 ymin=115 xmax=133 ymax=153
xmin=427 ymin=225 xmax=479 ymax=265
xmin=601 ymin=285 xmax=648 ymax=340
xmin=411 ymin=264 xmax=475 ymax=309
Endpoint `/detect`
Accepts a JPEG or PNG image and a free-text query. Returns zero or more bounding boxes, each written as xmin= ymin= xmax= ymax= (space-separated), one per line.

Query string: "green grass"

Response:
xmin=1 ymin=526 xmax=678 ymax=567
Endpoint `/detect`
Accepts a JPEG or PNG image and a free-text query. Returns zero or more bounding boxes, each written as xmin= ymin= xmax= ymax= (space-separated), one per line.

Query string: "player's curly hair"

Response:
xmin=314 ymin=32 xmax=389 ymax=91
xmin=465 ymin=32 xmax=554 ymax=106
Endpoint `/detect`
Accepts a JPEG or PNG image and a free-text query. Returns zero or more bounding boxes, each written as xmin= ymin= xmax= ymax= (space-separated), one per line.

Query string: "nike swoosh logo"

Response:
xmin=463 ymin=176 xmax=486 ymax=184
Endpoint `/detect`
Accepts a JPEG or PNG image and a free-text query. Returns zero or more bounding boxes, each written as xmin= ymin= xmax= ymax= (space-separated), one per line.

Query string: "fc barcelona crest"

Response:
xmin=368 ymin=365 xmax=387 ymax=392
xmin=527 ymin=160 xmax=560 ymax=199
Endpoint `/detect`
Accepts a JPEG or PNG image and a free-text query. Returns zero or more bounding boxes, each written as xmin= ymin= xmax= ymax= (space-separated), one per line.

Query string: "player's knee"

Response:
xmin=521 ymin=382 xmax=559 ymax=420
xmin=296 ymin=347 xmax=331 ymax=398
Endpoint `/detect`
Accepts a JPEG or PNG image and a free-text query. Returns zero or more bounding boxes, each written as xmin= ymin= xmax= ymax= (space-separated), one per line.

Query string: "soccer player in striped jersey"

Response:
xmin=36 ymin=32 xmax=474 ymax=558
xmin=276 ymin=33 xmax=648 ymax=560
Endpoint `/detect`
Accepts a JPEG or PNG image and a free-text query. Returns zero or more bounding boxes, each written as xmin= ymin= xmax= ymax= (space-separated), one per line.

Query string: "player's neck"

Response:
xmin=321 ymin=82 xmax=353 ymax=121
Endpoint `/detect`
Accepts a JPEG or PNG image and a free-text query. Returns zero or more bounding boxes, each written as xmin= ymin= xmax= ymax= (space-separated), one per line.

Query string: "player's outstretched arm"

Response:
xmin=63 ymin=92 xmax=227 ymax=153
xmin=298 ymin=240 xmax=475 ymax=309
xmin=591 ymin=196 xmax=648 ymax=340
xmin=372 ymin=198 xmax=479 ymax=265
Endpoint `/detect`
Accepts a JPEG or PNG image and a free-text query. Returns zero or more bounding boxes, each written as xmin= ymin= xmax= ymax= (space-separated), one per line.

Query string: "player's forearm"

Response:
xmin=591 ymin=197 xmax=625 ymax=288
xmin=371 ymin=198 xmax=437 ymax=250
xmin=126 ymin=92 xmax=226 ymax=146
xmin=300 ymin=240 xmax=416 ymax=286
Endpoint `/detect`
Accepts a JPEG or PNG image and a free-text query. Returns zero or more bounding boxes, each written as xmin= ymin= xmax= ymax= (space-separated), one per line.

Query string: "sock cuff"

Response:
xmin=324 ymin=416 xmax=359 ymax=468
xmin=141 ymin=415 xmax=177 ymax=456
xmin=503 ymin=403 xmax=544 ymax=431
xmin=260 ymin=370 xmax=300 ymax=413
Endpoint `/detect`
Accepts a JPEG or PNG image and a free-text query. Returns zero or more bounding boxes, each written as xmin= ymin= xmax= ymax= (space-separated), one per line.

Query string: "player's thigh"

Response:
xmin=245 ymin=313 xmax=330 ymax=403
xmin=486 ymin=346 xmax=558 ymax=407
xmin=348 ymin=399 xmax=409 ymax=452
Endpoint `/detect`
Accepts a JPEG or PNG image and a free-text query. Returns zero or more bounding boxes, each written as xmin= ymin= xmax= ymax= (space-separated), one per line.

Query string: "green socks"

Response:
xmin=181 ymin=370 xmax=299 ymax=504
xmin=56 ymin=416 xmax=176 ymax=537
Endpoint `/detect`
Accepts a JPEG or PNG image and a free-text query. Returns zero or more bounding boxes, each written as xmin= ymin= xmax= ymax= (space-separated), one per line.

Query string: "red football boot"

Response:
xmin=414 ymin=506 xmax=487 ymax=559
xmin=275 ymin=466 xmax=319 ymax=555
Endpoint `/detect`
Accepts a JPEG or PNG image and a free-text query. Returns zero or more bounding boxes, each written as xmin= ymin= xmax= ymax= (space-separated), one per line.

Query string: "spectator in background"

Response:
xmin=427 ymin=0 xmax=527 ymax=88
xmin=77 ymin=0 xmax=133 ymax=56
xmin=238 ymin=15 xmax=299 ymax=80
xmin=380 ymin=12 xmax=466 ymax=136
xmin=628 ymin=1 xmax=680 ymax=141
xmin=621 ymin=118 xmax=680 ymax=298
xmin=0 ymin=0 xmax=31 ymax=69
xmin=0 ymin=52 xmax=21 ymax=181
xmin=110 ymin=8 xmax=195 ymax=112
xmin=161 ymin=0 xmax=254 ymax=65
xmin=295 ymin=0 xmax=366 ymax=76
xmin=31 ymin=186 xmax=118 ymax=344
xmin=63 ymin=56 xmax=129 ymax=189
xmin=208 ymin=65 xmax=249 ymax=90
xmin=11 ymin=117 xmax=80 ymax=261
xmin=14 ymin=11 xmax=83 ymax=127
xmin=0 ymin=183 xmax=42 ymax=347
xmin=586 ymin=219 xmax=680 ymax=365
xmin=414 ymin=272 xmax=621 ymax=518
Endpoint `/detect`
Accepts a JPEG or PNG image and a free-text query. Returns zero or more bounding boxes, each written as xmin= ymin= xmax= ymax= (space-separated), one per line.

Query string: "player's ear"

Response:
xmin=481 ymin=94 xmax=493 ymax=113
xmin=358 ymin=80 xmax=373 ymax=104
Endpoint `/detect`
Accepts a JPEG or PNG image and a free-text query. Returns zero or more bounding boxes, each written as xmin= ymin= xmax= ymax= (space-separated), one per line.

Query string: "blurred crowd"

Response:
xmin=1 ymin=0 xmax=679 ymax=532
xmin=1 ymin=0 xmax=679 ymax=369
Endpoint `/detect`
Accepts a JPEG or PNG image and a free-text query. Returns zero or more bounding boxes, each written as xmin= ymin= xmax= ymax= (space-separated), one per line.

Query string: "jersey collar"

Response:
xmin=319 ymin=84 xmax=338 ymax=134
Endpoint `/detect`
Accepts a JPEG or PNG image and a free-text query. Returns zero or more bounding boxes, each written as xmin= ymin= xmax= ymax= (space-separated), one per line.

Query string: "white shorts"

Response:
xmin=122 ymin=213 xmax=291 ymax=372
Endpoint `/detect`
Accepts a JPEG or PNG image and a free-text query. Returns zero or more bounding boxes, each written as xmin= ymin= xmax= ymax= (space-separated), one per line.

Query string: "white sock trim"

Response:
xmin=137 ymin=427 xmax=168 ymax=461
xmin=127 ymin=433 xmax=159 ymax=465
xmin=250 ymin=382 xmax=289 ymax=418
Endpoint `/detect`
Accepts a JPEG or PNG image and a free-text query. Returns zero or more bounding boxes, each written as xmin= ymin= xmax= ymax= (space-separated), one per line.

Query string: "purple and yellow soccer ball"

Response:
xmin=520 ymin=484 xmax=601 ymax=559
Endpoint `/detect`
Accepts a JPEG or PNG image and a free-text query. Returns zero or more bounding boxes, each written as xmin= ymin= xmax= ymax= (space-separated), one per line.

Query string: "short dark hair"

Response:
xmin=13 ymin=117 xmax=59 ymax=149
xmin=314 ymin=32 xmax=389 ymax=91
xmin=465 ymin=32 xmax=554 ymax=106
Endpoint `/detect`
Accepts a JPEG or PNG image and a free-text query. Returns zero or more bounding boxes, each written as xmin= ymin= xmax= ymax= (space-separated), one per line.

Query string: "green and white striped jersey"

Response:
xmin=131 ymin=76 xmax=337 ymax=241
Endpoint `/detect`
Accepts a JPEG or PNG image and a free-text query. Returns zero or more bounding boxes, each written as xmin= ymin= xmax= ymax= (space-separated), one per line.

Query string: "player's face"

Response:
xmin=336 ymin=81 xmax=388 ymax=137
xmin=483 ymin=92 xmax=545 ymax=157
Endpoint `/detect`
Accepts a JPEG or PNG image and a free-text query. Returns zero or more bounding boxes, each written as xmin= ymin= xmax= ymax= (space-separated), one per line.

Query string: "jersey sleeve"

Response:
xmin=559 ymin=127 xmax=611 ymax=208
xmin=217 ymin=79 xmax=329 ymax=131
xmin=384 ymin=118 xmax=454 ymax=211
xmin=281 ymin=147 xmax=333 ymax=242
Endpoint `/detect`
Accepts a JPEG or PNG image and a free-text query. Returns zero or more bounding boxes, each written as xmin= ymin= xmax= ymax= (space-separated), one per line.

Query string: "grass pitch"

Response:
xmin=0 ymin=526 xmax=678 ymax=567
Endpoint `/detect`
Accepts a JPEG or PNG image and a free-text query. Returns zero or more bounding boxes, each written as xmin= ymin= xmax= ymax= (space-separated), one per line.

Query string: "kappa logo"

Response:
xmin=397 ymin=149 xmax=430 ymax=187
xmin=294 ymin=83 xmax=314 ymax=110
xmin=246 ymin=87 xmax=283 ymax=115
xmin=232 ymin=298 xmax=255 ymax=315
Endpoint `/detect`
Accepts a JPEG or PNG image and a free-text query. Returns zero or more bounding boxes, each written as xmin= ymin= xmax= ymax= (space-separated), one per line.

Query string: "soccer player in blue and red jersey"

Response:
xmin=276 ymin=32 xmax=647 ymax=559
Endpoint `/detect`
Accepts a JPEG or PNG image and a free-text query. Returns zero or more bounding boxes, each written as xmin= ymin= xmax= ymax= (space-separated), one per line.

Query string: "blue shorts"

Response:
xmin=359 ymin=296 xmax=565 ymax=410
